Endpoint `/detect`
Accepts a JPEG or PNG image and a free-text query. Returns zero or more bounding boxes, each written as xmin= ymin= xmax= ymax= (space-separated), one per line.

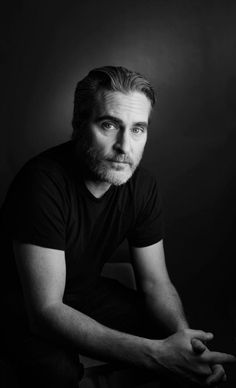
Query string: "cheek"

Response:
xmin=91 ymin=133 xmax=114 ymax=152
xmin=132 ymin=138 xmax=147 ymax=154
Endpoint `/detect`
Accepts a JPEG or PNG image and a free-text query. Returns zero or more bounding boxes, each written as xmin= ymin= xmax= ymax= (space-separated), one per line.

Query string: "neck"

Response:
xmin=85 ymin=179 xmax=111 ymax=198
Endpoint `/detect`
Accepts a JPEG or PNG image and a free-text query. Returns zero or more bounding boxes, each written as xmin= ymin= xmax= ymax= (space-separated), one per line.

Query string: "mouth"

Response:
xmin=110 ymin=160 xmax=129 ymax=164
xmin=106 ymin=158 xmax=131 ymax=164
xmin=106 ymin=159 xmax=130 ymax=170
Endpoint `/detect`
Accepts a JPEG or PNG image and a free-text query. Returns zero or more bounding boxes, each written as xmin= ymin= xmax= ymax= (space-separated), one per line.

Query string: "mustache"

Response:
xmin=105 ymin=154 xmax=132 ymax=164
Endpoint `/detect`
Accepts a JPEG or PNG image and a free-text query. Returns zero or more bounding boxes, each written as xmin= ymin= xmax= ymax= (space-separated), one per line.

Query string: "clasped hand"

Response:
xmin=157 ymin=329 xmax=236 ymax=386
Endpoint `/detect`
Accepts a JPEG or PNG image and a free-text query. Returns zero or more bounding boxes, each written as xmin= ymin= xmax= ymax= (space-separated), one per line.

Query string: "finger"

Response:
xmin=204 ymin=351 xmax=236 ymax=364
xmin=206 ymin=364 xmax=226 ymax=386
xmin=191 ymin=338 xmax=207 ymax=354
xmin=188 ymin=330 xmax=214 ymax=342
xmin=222 ymin=373 xmax=227 ymax=382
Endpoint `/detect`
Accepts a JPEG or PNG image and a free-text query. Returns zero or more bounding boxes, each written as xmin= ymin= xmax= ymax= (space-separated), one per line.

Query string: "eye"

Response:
xmin=101 ymin=121 xmax=118 ymax=131
xmin=131 ymin=126 xmax=145 ymax=135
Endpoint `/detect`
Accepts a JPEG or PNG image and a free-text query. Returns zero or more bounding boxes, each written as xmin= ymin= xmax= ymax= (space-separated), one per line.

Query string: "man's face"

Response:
xmin=79 ymin=90 xmax=151 ymax=186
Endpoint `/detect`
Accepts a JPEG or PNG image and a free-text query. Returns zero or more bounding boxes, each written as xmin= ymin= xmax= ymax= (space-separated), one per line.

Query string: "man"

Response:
xmin=0 ymin=66 xmax=235 ymax=388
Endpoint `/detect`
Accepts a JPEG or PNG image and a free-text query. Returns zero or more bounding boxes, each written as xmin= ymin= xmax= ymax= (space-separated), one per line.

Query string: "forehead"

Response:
xmin=93 ymin=90 xmax=152 ymax=121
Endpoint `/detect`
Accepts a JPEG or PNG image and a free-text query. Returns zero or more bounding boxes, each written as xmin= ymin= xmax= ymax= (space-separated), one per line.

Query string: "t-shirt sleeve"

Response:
xmin=127 ymin=172 xmax=163 ymax=247
xmin=4 ymin=164 xmax=67 ymax=250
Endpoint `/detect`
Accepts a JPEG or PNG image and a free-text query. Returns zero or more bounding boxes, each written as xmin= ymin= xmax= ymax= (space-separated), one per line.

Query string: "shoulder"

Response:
xmin=1 ymin=143 xmax=76 ymax=249
xmin=13 ymin=141 xmax=76 ymax=190
xmin=23 ymin=141 xmax=75 ymax=175
xmin=4 ymin=141 xmax=78 ymax=214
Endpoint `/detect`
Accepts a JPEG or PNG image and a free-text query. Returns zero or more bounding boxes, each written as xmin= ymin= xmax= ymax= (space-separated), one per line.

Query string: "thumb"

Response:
xmin=191 ymin=338 xmax=207 ymax=354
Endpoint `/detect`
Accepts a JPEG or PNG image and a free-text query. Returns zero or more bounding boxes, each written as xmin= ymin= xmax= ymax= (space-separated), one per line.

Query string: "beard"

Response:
xmin=78 ymin=138 xmax=144 ymax=186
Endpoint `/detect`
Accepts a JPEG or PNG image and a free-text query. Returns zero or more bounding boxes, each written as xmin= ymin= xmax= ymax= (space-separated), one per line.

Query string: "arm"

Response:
xmin=13 ymin=242 xmax=235 ymax=385
xmin=13 ymin=242 xmax=153 ymax=367
xmin=131 ymin=239 xmax=234 ymax=385
xmin=130 ymin=239 xmax=188 ymax=333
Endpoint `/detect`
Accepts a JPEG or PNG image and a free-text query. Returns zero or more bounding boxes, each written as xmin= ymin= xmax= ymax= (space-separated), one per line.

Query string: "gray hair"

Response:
xmin=72 ymin=66 xmax=156 ymax=139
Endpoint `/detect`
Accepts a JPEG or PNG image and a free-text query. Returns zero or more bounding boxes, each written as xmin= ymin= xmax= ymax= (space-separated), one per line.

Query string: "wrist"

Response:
xmin=143 ymin=338 xmax=166 ymax=371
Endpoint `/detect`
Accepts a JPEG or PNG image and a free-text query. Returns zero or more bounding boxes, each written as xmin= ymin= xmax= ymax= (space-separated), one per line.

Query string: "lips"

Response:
xmin=106 ymin=157 xmax=131 ymax=164
xmin=110 ymin=160 xmax=128 ymax=164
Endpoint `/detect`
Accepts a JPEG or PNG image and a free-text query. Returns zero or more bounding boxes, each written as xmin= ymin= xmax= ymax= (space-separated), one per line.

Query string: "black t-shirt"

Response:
xmin=0 ymin=141 xmax=162 ymax=331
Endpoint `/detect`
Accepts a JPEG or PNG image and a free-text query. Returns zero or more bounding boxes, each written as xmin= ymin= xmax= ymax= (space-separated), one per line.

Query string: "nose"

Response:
xmin=113 ymin=129 xmax=131 ymax=154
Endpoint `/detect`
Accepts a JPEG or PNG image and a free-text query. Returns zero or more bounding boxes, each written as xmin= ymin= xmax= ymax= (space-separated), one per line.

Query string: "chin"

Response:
xmin=104 ymin=172 xmax=132 ymax=186
xmin=94 ymin=167 xmax=134 ymax=186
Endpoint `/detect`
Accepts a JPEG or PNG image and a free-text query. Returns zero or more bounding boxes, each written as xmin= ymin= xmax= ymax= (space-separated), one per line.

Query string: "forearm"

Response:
xmin=144 ymin=281 xmax=189 ymax=334
xmin=29 ymin=299 xmax=236 ymax=387
xmin=32 ymin=301 xmax=161 ymax=369
xmin=131 ymin=241 xmax=188 ymax=334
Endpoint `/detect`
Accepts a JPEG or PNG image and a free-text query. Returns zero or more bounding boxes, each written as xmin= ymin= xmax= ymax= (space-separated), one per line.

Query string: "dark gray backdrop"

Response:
xmin=1 ymin=0 xmax=236 ymax=348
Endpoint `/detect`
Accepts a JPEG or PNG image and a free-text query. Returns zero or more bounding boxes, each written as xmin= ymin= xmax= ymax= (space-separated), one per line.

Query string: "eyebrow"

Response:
xmin=95 ymin=115 xmax=149 ymax=128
